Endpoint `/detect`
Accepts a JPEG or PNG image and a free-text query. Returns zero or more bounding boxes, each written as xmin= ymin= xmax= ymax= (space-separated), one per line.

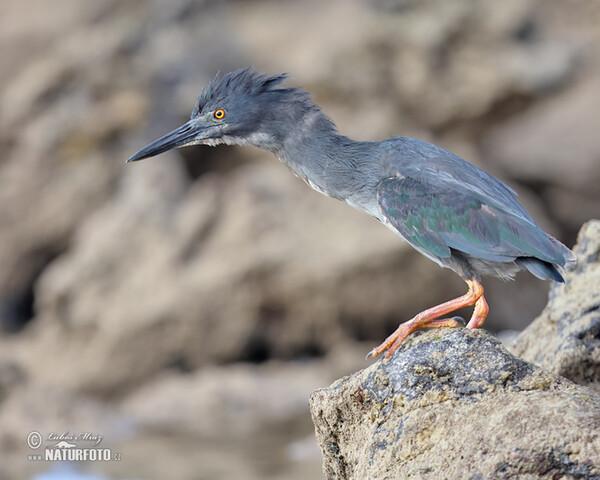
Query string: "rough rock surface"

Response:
xmin=310 ymin=328 xmax=600 ymax=479
xmin=0 ymin=343 xmax=365 ymax=480
xmin=484 ymin=76 xmax=600 ymax=194
xmin=512 ymin=220 xmax=600 ymax=393
xmin=120 ymin=351 xmax=367 ymax=439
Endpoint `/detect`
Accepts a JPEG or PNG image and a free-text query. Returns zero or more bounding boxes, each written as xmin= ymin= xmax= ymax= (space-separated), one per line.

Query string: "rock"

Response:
xmin=310 ymin=328 xmax=600 ymax=479
xmin=0 ymin=0 xmax=241 ymax=334
xmin=546 ymin=186 xmax=600 ymax=240
xmin=0 ymin=342 xmax=369 ymax=480
xmin=233 ymin=0 xmax=578 ymax=131
xmin=484 ymin=74 xmax=600 ymax=194
xmin=512 ymin=220 xmax=600 ymax=393
xmin=0 ymin=380 xmax=132 ymax=480
xmin=121 ymin=345 xmax=367 ymax=439
xmin=122 ymin=362 xmax=335 ymax=439
xmin=0 ymin=0 xmax=146 ymax=332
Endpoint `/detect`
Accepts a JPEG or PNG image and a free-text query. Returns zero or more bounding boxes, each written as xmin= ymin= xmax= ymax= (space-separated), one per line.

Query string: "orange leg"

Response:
xmin=368 ymin=279 xmax=488 ymax=359
xmin=421 ymin=318 xmax=461 ymax=329
xmin=467 ymin=294 xmax=488 ymax=329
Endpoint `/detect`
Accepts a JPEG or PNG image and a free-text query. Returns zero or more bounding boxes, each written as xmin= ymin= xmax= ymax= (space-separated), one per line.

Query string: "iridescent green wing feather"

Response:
xmin=376 ymin=174 xmax=566 ymax=265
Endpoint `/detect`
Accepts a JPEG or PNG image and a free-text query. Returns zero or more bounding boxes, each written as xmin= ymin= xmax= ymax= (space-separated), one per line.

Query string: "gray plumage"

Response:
xmin=128 ymin=67 xmax=576 ymax=284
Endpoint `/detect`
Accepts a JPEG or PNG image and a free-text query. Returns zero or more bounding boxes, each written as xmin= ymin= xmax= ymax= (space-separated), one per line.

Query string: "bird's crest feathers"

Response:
xmin=191 ymin=67 xmax=298 ymax=117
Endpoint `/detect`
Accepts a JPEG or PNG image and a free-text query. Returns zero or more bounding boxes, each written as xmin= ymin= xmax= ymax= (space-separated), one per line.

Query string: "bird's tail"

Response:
xmin=516 ymin=257 xmax=565 ymax=282
xmin=516 ymin=235 xmax=577 ymax=283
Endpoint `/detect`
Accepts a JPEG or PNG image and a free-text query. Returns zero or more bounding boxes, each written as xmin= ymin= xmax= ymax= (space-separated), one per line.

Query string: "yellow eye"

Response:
xmin=214 ymin=109 xmax=225 ymax=119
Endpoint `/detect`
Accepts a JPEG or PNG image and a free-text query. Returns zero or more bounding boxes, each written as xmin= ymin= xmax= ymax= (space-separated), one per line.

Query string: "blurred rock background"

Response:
xmin=0 ymin=0 xmax=598 ymax=478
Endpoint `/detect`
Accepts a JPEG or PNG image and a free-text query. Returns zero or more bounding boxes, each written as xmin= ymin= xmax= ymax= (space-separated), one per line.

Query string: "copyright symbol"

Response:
xmin=27 ymin=431 xmax=42 ymax=449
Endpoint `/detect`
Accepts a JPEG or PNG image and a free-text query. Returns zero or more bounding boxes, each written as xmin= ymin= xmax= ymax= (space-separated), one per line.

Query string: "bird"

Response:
xmin=128 ymin=67 xmax=576 ymax=359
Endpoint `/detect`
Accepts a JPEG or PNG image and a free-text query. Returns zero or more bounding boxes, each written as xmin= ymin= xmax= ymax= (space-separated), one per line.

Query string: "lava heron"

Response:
xmin=128 ymin=68 xmax=576 ymax=358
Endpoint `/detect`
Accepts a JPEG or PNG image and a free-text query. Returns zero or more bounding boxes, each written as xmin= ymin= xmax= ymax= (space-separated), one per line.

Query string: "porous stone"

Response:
xmin=310 ymin=328 xmax=600 ymax=479
xmin=512 ymin=220 xmax=600 ymax=393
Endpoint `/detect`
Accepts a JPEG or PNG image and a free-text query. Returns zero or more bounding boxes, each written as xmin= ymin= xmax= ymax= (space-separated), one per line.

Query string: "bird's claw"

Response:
xmin=366 ymin=316 xmax=464 ymax=360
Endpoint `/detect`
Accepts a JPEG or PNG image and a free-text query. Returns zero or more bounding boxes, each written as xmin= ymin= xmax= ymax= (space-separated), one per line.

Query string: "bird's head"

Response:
xmin=127 ymin=67 xmax=323 ymax=162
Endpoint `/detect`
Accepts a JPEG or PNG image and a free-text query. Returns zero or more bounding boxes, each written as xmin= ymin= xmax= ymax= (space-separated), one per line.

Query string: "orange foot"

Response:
xmin=368 ymin=278 xmax=488 ymax=359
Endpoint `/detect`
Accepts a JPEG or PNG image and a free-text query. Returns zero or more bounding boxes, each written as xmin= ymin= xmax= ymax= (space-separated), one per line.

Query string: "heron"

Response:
xmin=128 ymin=68 xmax=576 ymax=358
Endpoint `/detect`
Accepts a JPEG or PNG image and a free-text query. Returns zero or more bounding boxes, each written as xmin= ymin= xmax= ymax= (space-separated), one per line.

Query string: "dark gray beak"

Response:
xmin=127 ymin=119 xmax=213 ymax=163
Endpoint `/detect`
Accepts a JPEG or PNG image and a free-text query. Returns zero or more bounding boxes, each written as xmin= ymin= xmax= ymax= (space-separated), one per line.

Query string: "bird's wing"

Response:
xmin=376 ymin=172 xmax=566 ymax=264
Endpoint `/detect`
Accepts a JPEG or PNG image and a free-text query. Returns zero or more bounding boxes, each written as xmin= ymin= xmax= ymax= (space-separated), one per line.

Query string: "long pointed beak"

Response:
xmin=127 ymin=119 xmax=212 ymax=163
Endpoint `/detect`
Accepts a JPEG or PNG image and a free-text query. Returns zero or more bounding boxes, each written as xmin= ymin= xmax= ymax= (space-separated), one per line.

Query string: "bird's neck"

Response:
xmin=267 ymin=110 xmax=375 ymax=201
